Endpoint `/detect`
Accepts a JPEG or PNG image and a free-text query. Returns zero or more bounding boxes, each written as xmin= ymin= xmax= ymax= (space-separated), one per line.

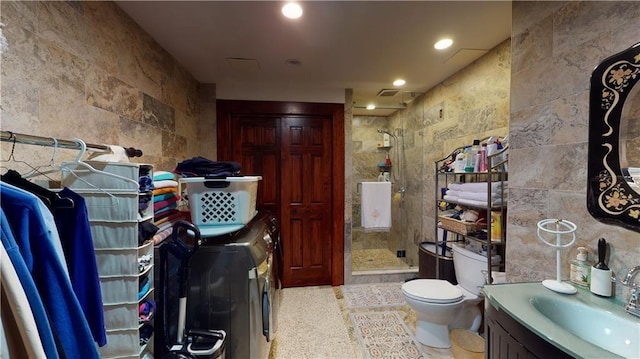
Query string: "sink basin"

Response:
xmin=530 ymin=295 xmax=640 ymax=358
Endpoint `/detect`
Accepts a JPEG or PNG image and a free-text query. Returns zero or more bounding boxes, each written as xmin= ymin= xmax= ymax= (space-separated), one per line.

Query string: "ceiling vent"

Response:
xmin=227 ymin=58 xmax=261 ymax=73
xmin=377 ymin=89 xmax=400 ymax=97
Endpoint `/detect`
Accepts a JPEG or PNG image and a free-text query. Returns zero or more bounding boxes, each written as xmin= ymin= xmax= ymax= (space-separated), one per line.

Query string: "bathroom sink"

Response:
xmin=530 ymin=295 xmax=640 ymax=358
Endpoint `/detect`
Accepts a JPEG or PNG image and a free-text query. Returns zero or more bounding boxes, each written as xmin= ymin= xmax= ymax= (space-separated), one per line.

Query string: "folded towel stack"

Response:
xmin=444 ymin=181 xmax=508 ymax=207
xmin=150 ymin=171 xmax=187 ymax=244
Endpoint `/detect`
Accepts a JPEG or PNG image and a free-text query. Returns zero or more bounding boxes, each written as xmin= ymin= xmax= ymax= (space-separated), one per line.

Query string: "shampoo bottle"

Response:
xmin=570 ymin=247 xmax=590 ymax=287
xmin=466 ymin=140 xmax=480 ymax=172
xmin=454 ymin=150 xmax=466 ymax=173
xmin=464 ymin=145 xmax=474 ymax=172
xmin=385 ymin=152 xmax=392 ymax=167
xmin=590 ymin=238 xmax=612 ymax=296
xmin=383 ymin=133 xmax=391 ymax=147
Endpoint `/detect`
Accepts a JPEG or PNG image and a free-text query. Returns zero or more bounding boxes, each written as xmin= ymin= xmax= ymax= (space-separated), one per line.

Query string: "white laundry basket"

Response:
xmin=181 ymin=176 xmax=262 ymax=227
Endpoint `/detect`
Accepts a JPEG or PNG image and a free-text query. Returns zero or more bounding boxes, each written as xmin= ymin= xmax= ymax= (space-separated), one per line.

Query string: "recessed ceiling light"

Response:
xmin=366 ymin=104 xmax=376 ymax=110
xmin=434 ymin=38 xmax=453 ymax=50
xmin=282 ymin=3 xmax=303 ymax=19
xmin=393 ymin=79 xmax=406 ymax=87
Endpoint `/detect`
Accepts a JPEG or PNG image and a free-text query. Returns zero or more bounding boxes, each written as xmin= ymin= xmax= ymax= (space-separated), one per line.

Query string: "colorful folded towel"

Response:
xmin=154 ymin=203 xmax=178 ymax=215
xmin=153 ymin=171 xmax=175 ymax=181
xmin=153 ymin=192 xmax=179 ymax=202
xmin=152 ymin=187 xmax=177 ymax=196
xmin=153 ymin=196 xmax=179 ymax=212
xmin=153 ymin=179 xmax=179 ymax=189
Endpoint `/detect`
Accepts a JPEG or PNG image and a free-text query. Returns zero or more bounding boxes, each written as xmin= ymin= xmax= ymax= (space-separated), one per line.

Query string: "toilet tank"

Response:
xmin=452 ymin=243 xmax=499 ymax=296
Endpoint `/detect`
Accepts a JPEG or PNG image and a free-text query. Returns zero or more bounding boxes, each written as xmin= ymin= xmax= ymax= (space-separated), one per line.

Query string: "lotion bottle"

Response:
xmin=454 ymin=151 xmax=466 ymax=173
xmin=570 ymin=247 xmax=590 ymax=287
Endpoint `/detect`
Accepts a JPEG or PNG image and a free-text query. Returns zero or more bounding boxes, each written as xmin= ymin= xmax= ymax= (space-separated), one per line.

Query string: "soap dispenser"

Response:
xmin=590 ymin=238 xmax=612 ymax=296
xmin=570 ymin=247 xmax=590 ymax=287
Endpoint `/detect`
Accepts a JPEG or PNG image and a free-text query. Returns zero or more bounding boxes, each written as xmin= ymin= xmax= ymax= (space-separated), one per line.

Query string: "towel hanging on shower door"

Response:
xmin=361 ymin=182 xmax=391 ymax=231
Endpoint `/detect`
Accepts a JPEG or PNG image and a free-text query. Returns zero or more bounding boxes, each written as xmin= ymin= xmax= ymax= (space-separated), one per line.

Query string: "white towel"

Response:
xmin=87 ymin=145 xmax=130 ymax=162
xmin=458 ymin=191 xmax=508 ymax=202
xmin=448 ymin=181 xmax=508 ymax=193
xmin=361 ymin=182 xmax=391 ymax=231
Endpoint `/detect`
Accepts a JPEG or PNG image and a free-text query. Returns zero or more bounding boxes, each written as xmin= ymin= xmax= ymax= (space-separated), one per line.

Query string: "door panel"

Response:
xmin=231 ymin=116 xmax=280 ymax=217
xmin=281 ymin=117 xmax=333 ymax=286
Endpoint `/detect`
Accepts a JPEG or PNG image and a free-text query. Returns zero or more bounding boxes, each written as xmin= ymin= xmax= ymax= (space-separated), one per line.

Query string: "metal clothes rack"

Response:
xmin=0 ymin=130 xmax=143 ymax=157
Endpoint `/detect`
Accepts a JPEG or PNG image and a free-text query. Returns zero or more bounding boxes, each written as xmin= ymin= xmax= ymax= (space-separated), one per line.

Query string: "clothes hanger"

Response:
xmin=58 ymin=138 xmax=140 ymax=204
xmin=0 ymin=134 xmax=74 ymax=209
xmin=22 ymin=137 xmax=60 ymax=179
xmin=1 ymin=132 xmax=58 ymax=181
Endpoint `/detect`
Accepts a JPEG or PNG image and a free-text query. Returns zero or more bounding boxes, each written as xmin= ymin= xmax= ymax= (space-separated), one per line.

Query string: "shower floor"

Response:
xmin=352 ymin=248 xmax=411 ymax=271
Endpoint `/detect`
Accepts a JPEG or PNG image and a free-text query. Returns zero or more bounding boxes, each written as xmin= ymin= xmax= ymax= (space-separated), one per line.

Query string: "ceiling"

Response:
xmin=115 ymin=1 xmax=512 ymax=116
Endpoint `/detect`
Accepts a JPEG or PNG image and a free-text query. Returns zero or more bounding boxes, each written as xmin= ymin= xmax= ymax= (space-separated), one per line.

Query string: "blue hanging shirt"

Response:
xmin=0 ymin=208 xmax=60 ymax=359
xmin=54 ymin=187 xmax=107 ymax=347
xmin=1 ymin=183 xmax=100 ymax=358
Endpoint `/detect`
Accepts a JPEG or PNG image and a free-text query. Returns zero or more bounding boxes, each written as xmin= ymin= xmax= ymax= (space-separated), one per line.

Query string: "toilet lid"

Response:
xmin=402 ymin=279 xmax=464 ymax=304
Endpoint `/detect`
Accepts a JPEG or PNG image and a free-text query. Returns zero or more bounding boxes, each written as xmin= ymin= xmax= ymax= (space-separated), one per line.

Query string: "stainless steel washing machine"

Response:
xmin=185 ymin=212 xmax=280 ymax=359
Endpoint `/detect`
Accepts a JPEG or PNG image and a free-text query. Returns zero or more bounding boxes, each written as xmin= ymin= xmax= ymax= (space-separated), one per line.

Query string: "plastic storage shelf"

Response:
xmin=66 ymin=162 xmax=155 ymax=358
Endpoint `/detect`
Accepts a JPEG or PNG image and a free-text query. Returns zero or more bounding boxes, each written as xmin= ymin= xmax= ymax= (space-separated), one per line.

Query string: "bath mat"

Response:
xmin=350 ymin=311 xmax=425 ymax=359
xmin=341 ymin=282 xmax=405 ymax=308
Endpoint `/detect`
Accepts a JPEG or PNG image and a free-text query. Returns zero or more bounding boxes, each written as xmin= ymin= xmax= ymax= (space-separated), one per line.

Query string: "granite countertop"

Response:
xmin=482 ymin=282 xmax=639 ymax=359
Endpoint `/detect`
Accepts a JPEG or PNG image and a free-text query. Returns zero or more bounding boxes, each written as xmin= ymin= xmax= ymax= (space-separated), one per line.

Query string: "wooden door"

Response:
xmin=230 ymin=116 xmax=280 ymax=219
xmin=280 ymin=116 xmax=333 ymax=286
xmin=217 ymin=100 xmax=344 ymax=287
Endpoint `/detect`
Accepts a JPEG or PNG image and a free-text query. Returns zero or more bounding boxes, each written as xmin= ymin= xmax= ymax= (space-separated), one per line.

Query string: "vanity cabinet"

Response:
xmin=485 ymin=300 xmax=573 ymax=359
xmin=433 ymin=144 xmax=508 ymax=282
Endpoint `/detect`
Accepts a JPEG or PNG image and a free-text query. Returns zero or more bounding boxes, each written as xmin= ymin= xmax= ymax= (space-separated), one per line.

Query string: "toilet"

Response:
xmin=402 ymin=243 xmax=500 ymax=348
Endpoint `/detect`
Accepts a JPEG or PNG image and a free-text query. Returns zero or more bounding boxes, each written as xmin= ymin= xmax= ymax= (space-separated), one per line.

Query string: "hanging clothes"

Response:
xmin=0 ymin=170 xmax=71 ymax=277
xmin=0 ymin=183 xmax=100 ymax=359
xmin=0 ymin=208 xmax=59 ymax=359
xmin=0 ymin=239 xmax=47 ymax=358
xmin=54 ymin=187 xmax=107 ymax=347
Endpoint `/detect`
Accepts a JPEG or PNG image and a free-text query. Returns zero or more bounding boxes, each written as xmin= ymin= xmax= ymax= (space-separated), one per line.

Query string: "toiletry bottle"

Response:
xmin=385 ymin=152 xmax=392 ymax=167
xmin=473 ymin=150 xmax=482 ymax=172
xmin=590 ymin=238 xmax=612 ymax=296
xmin=464 ymin=145 xmax=474 ymax=172
xmin=490 ymin=210 xmax=502 ymax=242
xmin=487 ymin=142 xmax=498 ymax=168
xmin=383 ymin=133 xmax=391 ymax=147
xmin=454 ymin=150 xmax=466 ymax=173
xmin=479 ymin=143 xmax=488 ymax=172
xmin=465 ymin=139 xmax=480 ymax=172
xmin=570 ymin=247 xmax=591 ymax=287
xmin=378 ymin=172 xmax=384 ymax=182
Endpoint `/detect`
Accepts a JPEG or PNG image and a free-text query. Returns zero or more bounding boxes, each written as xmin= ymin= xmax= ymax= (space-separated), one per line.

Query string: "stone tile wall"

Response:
xmin=509 ymin=1 xmax=640 ymax=298
xmin=385 ymin=40 xmax=511 ymax=268
xmin=1 ymin=1 xmax=209 ymax=172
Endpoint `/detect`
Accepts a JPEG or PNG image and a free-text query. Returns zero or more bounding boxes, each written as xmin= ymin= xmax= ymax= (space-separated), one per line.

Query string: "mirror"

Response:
xmin=587 ymin=42 xmax=640 ymax=232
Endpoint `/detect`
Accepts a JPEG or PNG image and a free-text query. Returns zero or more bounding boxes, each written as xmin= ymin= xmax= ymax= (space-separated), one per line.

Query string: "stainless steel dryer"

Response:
xmin=186 ymin=212 xmax=280 ymax=359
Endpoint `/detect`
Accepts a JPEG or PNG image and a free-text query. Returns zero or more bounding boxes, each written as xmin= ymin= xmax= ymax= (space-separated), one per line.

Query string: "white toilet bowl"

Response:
xmin=401 ymin=243 xmax=496 ymax=348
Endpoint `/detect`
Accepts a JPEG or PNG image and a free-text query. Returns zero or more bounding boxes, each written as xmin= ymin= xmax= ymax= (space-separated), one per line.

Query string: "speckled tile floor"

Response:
xmin=352 ymin=248 xmax=411 ymax=271
xmin=269 ymin=284 xmax=457 ymax=359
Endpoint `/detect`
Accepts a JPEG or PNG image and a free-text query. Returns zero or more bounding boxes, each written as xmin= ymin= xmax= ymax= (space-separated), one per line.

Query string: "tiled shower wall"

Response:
xmin=383 ymin=40 xmax=511 ymax=268
xmin=351 ymin=116 xmax=393 ymax=253
xmin=508 ymin=1 xmax=640 ymax=296
xmin=1 ymin=1 xmax=213 ymax=171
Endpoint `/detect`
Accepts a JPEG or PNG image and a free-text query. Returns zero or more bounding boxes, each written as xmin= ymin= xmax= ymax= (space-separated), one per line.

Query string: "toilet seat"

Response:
xmin=402 ymin=279 xmax=464 ymax=304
